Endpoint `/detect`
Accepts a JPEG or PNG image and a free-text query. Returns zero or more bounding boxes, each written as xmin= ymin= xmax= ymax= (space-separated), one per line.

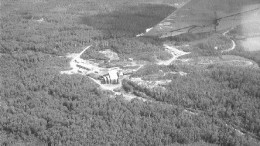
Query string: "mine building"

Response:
xmin=99 ymin=70 xmax=123 ymax=84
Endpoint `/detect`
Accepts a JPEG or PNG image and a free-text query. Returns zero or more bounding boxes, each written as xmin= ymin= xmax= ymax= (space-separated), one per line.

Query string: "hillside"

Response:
xmin=0 ymin=0 xmax=260 ymax=145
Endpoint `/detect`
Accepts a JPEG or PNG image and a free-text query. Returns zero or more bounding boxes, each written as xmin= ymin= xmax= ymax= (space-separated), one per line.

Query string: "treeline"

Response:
xmin=162 ymin=32 xmax=213 ymax=43
xmin=92 ymin=37 xmax=172 ymax=62
xmin=224 ymin=44 xmax=260 ymax=66
xmin=162 ymin=32 xmax=233 ymax=57
xmin=0 ymin=11 xmax=98 ymax=56
xmin=122 ymin=64 xmax=260 ymax=144
xmin=1 ymin=49 xmax=257 ymax=146
xmin=1 ymin=46 xmax=258 ymax=145
xmin=1 ymin=0 xmax=260 ymax=145
xmin=79 ymin=3 xmax=175 ymax=38
xmin=131 ymin=64 xmax=179 ymax=79
xmin=225 ymin=22 xmax=260 ymax=66
xmin=0 ymin=53 xmax=253 ymax=145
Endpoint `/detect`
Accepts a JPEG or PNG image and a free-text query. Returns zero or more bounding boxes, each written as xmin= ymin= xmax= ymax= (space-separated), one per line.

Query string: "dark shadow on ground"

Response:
xmin=78 ymin=4 xmax=175 ymax=38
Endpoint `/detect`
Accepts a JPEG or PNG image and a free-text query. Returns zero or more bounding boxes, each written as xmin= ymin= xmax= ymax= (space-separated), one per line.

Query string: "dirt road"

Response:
xmin=157 ymin=44 xmax=190 ymax=65
xmin=222 ymin=29 xmax=236 ymax=53
xmin=60 ymin=45 xmax=255 ymax=141
xmin=61 ymin=45 xmax=92 ymax=75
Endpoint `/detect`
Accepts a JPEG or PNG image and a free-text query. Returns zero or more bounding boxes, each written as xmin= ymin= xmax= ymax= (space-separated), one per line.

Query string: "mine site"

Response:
xmin=61 ymin=0 xmax=259 ymax=101
xmin=1 ymin=0 xmax=260 ymax=145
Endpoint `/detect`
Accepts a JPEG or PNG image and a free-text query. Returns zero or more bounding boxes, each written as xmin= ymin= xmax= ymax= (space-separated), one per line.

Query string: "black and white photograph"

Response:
xmin=0 ymin=0 xmax=260 ymax=145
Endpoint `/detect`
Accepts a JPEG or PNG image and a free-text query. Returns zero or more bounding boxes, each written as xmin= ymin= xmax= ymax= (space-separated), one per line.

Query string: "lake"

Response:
xmin=241 ymin=37 xmax=260 ymax=51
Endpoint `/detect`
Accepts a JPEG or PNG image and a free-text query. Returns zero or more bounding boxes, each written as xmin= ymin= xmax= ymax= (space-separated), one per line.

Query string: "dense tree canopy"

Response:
xmin=1 ymin=0 xmax=260 ymax=145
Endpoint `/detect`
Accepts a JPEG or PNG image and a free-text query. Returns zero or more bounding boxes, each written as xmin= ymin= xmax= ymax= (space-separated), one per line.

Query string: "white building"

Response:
xmin=100 ymin=70 xmax=123 ymax=84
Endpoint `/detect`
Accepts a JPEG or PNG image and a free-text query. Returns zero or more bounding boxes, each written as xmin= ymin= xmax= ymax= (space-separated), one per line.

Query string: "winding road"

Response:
xmin=60 ymin=45 xmax=93 ymax=75
xmin=221 ymin=29 xmax=236 ymax=53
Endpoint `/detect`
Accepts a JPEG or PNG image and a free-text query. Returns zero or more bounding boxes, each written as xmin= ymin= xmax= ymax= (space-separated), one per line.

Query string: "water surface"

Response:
xmin=241 ymin=37 xmax=260 ymax=51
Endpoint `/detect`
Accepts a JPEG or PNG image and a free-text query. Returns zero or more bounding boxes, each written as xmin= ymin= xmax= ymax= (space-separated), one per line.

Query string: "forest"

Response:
xmin=1 ymin=0 xmax=260 ymax=145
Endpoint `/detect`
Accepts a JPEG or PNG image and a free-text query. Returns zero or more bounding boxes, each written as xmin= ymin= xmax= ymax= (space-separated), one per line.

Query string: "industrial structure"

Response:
xmin=99 ymin=70 xmax=123 ymax=84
